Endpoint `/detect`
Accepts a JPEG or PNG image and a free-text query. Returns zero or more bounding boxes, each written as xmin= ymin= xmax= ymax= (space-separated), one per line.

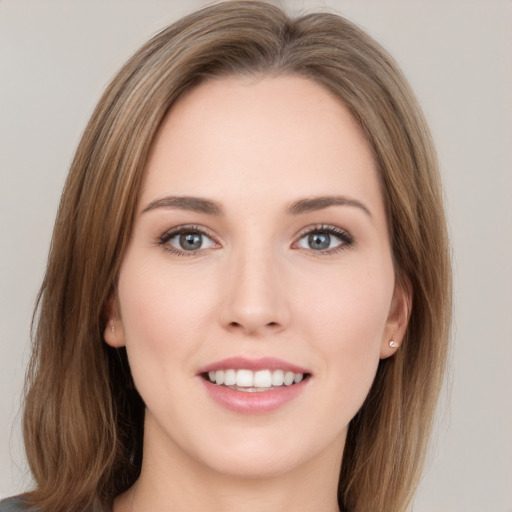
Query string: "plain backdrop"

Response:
xmin=1 ymin=1 xmax=511 ymax=511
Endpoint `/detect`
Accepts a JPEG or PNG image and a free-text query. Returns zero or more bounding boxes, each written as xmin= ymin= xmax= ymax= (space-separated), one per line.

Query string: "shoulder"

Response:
xmin=0 ymin=497 xmax=33 ymax=512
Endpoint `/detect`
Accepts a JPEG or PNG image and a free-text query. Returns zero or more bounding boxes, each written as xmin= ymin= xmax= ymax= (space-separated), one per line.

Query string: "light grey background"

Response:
xmin=1 ymin=1 xmax=511 ymax=511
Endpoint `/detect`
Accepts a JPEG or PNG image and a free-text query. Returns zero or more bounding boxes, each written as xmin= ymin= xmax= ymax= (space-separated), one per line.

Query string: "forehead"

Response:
xmin=140 ymin=75 xmax=384 ymax=218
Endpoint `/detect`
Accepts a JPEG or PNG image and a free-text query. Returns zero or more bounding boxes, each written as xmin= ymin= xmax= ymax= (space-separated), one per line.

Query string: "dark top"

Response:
xmin=0 ymin=497 xmax=29 ymax=512
xmin=0 ymin=496 xmax=109 ymax=511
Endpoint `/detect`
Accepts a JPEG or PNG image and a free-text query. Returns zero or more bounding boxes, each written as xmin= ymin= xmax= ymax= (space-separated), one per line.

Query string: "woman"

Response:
xmin=0 ymin=1 xmax=451 ymax=511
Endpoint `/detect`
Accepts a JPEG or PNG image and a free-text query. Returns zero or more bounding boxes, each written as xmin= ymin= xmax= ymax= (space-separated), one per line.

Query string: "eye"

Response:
xmin=295 ymin=225 xmax=353 ymax=253
xmin=159 ymin=226 xmax=218 ymax=255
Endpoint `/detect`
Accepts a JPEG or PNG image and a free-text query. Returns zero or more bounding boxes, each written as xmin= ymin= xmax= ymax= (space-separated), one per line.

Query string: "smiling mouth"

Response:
xmin=202 ymin=369 xmax=311 ymax=392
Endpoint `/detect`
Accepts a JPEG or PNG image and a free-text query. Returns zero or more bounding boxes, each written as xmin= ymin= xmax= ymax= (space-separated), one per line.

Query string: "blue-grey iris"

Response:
xmin=180 ymin=232 xmax=202 ymax=250
xmin=308 ymin=233 xmax=330 ymax=250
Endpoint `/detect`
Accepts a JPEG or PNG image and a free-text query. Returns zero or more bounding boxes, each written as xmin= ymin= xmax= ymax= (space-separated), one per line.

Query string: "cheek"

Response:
xmin=115 ymin=256 xmax=218 ymax=420
xmin=115 ymin=259 xmax=212 ymax=401
xmin=306 ymin=252 xmax=393 ymax=338
xmin=118 ymin=257 xmax=214 ymax=349
xmin=294 ymin=257 xmax=394 ymax=397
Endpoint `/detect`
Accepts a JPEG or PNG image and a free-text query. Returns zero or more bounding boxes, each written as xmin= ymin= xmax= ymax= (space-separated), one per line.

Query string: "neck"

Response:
xmin=113 ymin=414 xmax=344 ymax=512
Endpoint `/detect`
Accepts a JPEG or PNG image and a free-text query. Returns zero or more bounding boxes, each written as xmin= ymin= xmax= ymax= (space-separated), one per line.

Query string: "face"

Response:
xmin=105 ymin=75 xmax=408 ymax=480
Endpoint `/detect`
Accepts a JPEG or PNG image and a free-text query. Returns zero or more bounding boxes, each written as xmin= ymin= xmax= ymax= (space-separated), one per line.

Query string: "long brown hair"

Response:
xmin=22 ymin=2 xmax=451 ymax=511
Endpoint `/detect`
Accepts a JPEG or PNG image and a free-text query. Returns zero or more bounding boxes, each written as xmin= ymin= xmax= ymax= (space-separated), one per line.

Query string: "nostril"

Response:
xmin=227 ymin=320 xmax=280 ymax=332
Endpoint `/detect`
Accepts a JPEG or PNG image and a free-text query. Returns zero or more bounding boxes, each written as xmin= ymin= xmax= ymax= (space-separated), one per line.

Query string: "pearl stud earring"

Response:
xmin=389 ymin=340 xmax=398 ymax=348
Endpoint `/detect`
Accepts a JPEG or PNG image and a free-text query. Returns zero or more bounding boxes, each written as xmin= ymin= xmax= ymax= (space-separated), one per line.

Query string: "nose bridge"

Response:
xmin=220 ymin=237 xmax=289 ymax=335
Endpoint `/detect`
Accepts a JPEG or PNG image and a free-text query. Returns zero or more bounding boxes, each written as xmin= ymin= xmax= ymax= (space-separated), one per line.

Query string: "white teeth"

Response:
xmin=236 ymin=369 xmax=253 ymax=387
xmin=208 ymin=369 xmax=306 ymax=388
xmin=271 ymin=369 xmax=284 ymax=386
xmin=284 ymin=371 xmax=295 ymax=386
xmin=224 ymin=369 xmax=236 ymax=386
xmin=253 ymin=370 xmax=272 ymax=388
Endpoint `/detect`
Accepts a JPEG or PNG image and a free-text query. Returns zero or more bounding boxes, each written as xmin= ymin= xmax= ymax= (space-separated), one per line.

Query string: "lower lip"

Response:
xmin=200 ymin=377 xmax=309 ymax=414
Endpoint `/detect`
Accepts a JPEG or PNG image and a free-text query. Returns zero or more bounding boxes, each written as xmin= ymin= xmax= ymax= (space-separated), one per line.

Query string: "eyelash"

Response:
xmin=157 ymin=224 xmax=354 ymax=257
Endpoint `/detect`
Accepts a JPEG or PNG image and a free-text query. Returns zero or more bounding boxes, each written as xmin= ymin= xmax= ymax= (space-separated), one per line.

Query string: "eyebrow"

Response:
xmin=141 ymin=194 xmax=371 ymax=218
xmin=142 ymin=196 xmax=223 ymax=215
xmin=287 ymin=196 xmax=372 ymax=217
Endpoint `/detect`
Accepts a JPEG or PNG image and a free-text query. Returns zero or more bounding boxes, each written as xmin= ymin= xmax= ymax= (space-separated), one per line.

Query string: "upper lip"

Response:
xmin=197 ymin=357 xmax=310 ymax=375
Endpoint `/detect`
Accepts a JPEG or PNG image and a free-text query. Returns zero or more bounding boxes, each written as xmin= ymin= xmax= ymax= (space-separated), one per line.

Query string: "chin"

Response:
xmin=190 ymin=423 xmax=346 ymax=481
xmin=204 ymin=449 xmax=307 ymax=480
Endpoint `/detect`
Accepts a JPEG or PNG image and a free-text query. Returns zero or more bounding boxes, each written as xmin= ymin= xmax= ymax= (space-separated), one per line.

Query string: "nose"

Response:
xmin=219 ymin=248 xmax=290 ymax=337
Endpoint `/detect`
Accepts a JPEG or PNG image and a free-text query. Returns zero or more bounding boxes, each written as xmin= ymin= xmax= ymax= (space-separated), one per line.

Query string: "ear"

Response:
xmin=380 ymin=278 xmax=412 ymax=359
xmin=103 ymin=293 xmax=126 ymax=348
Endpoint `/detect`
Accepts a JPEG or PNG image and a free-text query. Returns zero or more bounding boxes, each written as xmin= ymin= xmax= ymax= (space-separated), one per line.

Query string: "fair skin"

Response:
xmin=105 ymin=75 xmax=408 ymax=512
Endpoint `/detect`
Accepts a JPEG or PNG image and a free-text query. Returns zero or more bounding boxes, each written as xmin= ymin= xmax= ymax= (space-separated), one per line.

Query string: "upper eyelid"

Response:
xmin=160 ymin=224 xmax=218 ymax=240
xmin=294 ymin=223 xmax=351 ymax=238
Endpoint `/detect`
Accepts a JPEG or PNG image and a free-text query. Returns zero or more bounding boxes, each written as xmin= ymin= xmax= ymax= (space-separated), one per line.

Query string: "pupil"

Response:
xmin=309 ymin=232 xmax=330 ymax=250
xmin=180 ymin=232 xmax=202 ymax=250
